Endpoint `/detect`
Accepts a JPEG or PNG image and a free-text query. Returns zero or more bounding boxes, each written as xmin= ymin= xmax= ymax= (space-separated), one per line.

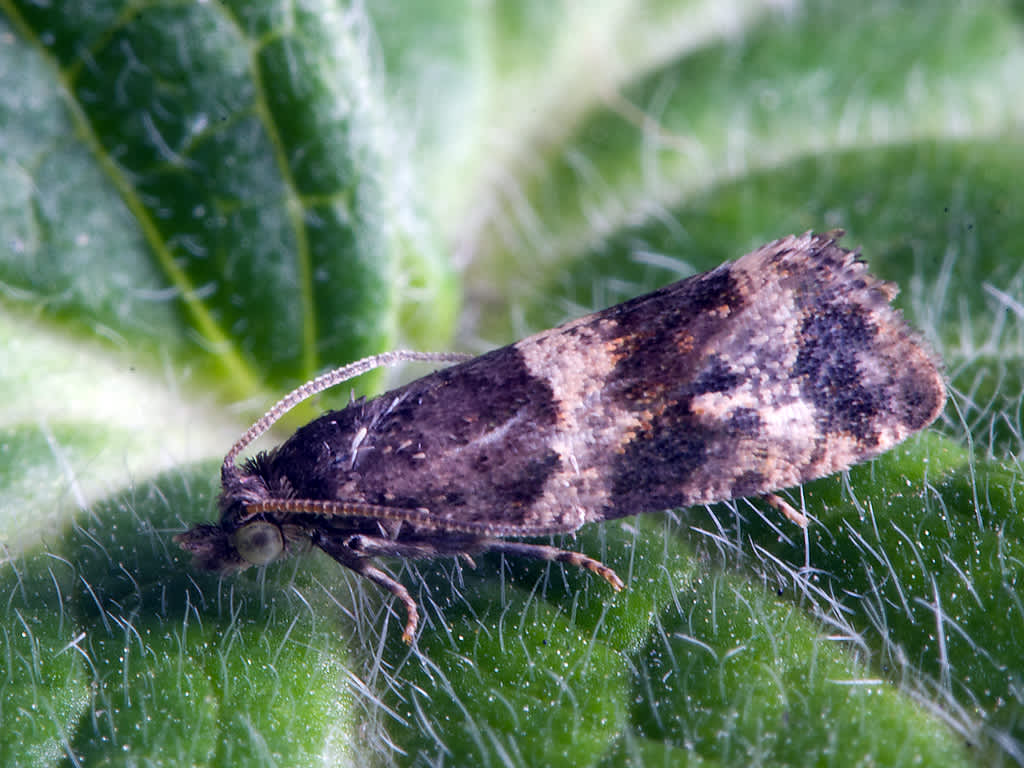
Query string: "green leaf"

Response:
xmin=3 ymin=0 xmax=1023 ymax=765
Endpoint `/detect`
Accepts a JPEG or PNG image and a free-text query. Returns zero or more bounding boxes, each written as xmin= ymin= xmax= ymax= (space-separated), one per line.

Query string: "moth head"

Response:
xmin=174 ymin=519 xmax=291 ymax=572
xmin=177 ymin=455 xmax=305 ymax=572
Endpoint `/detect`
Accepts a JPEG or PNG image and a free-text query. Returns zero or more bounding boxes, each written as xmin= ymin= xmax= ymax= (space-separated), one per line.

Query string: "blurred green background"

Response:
xmin=2 ymin=1 xmax=1023 ymax=765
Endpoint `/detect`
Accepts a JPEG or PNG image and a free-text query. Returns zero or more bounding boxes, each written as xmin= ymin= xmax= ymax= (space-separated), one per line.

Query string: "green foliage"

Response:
xmin=2 ymin=0 xmax=1023 ymax=765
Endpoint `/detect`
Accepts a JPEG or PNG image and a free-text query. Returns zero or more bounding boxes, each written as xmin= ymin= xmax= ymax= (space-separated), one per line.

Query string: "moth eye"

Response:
xmin=232 ymin=521 xmax=284 ymax=566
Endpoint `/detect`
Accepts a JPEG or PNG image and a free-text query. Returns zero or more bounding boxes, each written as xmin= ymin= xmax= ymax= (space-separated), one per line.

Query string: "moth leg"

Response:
xmin=317 ymin=537 xmax=420 ymax=644
xmin=484 ymin=540 xmax=625 ymax=591
xmin=352 ymin=560 xmax=420 ymax=645
xmin=761 ymin=492 xmax=808 ymax=527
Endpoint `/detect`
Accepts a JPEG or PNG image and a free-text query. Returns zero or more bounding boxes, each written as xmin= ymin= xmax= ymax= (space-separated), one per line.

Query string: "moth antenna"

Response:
xmin=222 ymin=351 xmax=471 ymax=476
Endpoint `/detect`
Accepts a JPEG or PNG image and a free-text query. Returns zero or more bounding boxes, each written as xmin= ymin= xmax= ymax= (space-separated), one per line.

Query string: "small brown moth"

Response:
xmin=176 ymin=232 xmax=946 ymax=642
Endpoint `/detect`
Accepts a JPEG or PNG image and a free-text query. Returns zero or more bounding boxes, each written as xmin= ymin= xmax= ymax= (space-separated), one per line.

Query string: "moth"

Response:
xmin=176 ymin=231 xmax=946 ymax=642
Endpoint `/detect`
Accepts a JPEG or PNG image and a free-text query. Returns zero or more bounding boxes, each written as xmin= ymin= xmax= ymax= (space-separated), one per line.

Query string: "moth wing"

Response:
xmin=267 ymin=232 xmax=944 ymax=534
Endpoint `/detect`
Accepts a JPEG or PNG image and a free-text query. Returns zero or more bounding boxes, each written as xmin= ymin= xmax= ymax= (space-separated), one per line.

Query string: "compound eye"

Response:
xmin=232 ymin=521 xmax=284 ymax=566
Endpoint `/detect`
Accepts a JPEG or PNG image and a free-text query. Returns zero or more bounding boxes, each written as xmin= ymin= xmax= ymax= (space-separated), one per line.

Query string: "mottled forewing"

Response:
xmin=263 ymin=232 xmax=945 ymax=534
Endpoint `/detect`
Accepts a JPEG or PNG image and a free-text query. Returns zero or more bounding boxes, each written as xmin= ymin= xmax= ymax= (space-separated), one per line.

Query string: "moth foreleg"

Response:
xmin=484 ymin=540 xmax=625 ymax=591
xmin=317 ymin=536 xmax=420 ymax=644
